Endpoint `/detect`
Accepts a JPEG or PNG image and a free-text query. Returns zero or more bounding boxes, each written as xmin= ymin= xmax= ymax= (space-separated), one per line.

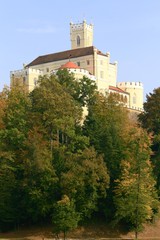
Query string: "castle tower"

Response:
xmin=117 ymin=82 xmax=143 ymax=111
xmin=70 ymin=20 xmax=93 ymax=49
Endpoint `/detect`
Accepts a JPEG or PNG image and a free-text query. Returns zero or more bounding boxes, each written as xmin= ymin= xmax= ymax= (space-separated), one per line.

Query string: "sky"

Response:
xmin=0 ymin=0 xmax=160 ymax=100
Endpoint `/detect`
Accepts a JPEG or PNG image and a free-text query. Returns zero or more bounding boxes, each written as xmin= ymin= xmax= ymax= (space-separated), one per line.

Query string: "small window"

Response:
xmin=77 ymin=62 xmax=80 ymax=67
xmin=46 ymin=68 xmax=49 ymax=73
xmin=77 ymin=35 xmax=80 ymax=46
xmin=87 ymin=60 xmax=90 ymax=65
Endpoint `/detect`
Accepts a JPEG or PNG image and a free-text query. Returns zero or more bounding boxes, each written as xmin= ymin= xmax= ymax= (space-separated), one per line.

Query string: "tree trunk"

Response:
xmin=57 ymin=129 xmax=59 ymax=146
xmin=64 ymin=230 xmax=66 ymax=240
xmin=135 ymin=230 xmax=138 ymax=239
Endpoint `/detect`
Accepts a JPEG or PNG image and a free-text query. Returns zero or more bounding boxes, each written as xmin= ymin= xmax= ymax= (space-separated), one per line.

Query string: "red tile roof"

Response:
xmin=59 ymin=61 xmax=80 ymax=69
xmin=109 ymin=86 xmax=129 ymax=94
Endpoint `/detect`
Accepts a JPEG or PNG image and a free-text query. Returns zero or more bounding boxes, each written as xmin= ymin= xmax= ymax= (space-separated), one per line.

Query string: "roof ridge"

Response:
xmin=26 ymin=46 xmax=95 ymax=67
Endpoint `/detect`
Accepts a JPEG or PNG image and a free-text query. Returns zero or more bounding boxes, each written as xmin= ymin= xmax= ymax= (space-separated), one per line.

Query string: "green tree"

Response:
xmin=58 ymin=147 xmax=110 ymax=219
xmin=139 ymin=87 xmax=160 ymax=134
xmin=52 ymin=195 xmax=80 ymax=240
xmin=114 ymin=128 xmax=159 ymax=239
xmin=0 ymin=153 xmax=17 ymax=231
xmin=139 ymin=87 xmax=160 ymax=194
xmin=0 ymin=87 xmax=32 ymax=228
xmin=0 ymin=87 xmax=31 ymax=152
xmin=84 ymin=94 xmax=130 ymax=179
xmin=56 ymin=69 xmax=97 ymax=107
xmin=73 ymin=76 xmax=97 ymax=106
xmin=83 ymin=93 xmax=131 ymax=219
xmin=0 ymin=90 xmax=7 ymax=129
xmin=30 ymin=75 xmax=82 ymax=150
xmin=21 ymin=127 xmax=58 ymax=222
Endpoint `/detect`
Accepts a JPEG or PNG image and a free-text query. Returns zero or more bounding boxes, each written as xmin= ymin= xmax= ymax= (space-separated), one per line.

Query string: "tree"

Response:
xmin=58 ymin=147 xmax=110 ymax=219
xmin=84 ymin=93 xmax=130 ymax=179
xmin=139 ymin=87 xmax=160 ymax=194
xmin=83 ymin=93 xmax=131 ymax=219
xmin=139 ymin=87 xmax=160 ymax=134
xmin=52 ymin=195 xmax=80 ymax=240
xmin=73 ymin=76 xmax=97 ymax=106
xmin=30 ymin=75 xmax=82 ymax=149
xmin=114 ymin=128 xmax=159 ymax=239
xmin=0 ymin=86 xmax=58 ymax=226
xmin=21 ymin=127 xmax=58 ymax=222
xmin=56 ymin=69 xmax=97 ymax=107
xmin=0 ymin=89 xmax=7 ymax=129
xmin=0 ymin=87 xmax=31 ymax=152
xmin=0 ymin=152 xmax=17 ymax=231
xmin=0 ymin=87 xmax=32 ymax=228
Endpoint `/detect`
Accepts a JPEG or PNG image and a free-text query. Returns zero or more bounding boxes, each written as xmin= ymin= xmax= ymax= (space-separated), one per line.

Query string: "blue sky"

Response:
xmin=0 ymin=0 xmax=160 ymax=99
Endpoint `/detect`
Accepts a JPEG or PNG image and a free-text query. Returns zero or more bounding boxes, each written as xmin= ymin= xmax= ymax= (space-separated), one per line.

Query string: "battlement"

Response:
xmin=10 ymin=68 xmax=43 ymax=76
xmin=70 ymin=20 xmax=93 ymax=31
xmin=118 ymin=82 xmax=143 ymax=89
xmin=52 ymin=68 xmax=96 ymax=82
xmin=69 ymin=68 xmax=96 ymax=81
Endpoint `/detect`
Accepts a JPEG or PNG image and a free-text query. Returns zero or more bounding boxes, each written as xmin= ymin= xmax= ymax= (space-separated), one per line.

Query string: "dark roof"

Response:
xmin=27 ymin=46 xmax=94 ymax=67
xmin=26 ymin=46 xmax=107 ymax=67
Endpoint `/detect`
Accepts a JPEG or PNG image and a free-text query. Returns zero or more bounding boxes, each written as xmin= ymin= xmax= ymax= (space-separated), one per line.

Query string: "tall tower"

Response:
xmin=70 ymin=20 xmax=93 ymax=49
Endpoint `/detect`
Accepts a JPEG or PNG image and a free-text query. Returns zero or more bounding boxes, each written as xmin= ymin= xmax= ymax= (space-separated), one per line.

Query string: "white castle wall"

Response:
xmin=117 ymin=82 xmax=143 ymax=111
xmin=10 ymin=68 xmax=43 ymax=92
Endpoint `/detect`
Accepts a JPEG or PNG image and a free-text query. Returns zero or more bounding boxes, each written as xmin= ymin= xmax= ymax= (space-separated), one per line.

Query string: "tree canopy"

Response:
xmin=0 ymin=72 xmax=159 ymax=235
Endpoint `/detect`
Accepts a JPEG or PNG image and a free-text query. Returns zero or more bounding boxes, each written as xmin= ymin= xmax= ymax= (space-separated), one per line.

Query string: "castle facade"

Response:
xmin=10 ymin=20 xmax=143 ymax=112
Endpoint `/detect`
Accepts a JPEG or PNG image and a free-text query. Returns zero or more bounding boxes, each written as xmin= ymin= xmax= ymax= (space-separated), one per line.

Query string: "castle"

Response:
xmin=10 ymin=20 xmax=143 ymax=112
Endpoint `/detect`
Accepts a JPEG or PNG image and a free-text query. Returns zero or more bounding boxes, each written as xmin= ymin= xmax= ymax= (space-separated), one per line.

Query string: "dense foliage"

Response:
xmin=0 ymin=72 xmax=159 ymax=239
xmin=139 ymin=87 xmax=160 ymax=195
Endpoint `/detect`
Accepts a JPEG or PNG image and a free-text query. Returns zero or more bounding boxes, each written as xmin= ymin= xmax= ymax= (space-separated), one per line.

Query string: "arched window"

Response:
xmin=77 ymin=35 xmax=80 ymax=46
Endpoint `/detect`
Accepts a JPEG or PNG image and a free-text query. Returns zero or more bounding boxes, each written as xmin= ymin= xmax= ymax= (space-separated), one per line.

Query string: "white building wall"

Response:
xmin=117 ymin=82 xmax=143 ymax=111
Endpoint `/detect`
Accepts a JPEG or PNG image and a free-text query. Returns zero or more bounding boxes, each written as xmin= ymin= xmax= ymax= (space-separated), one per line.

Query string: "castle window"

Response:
xmin=77 ymin=62 xmax=80 ymax=67
xmin=77 ymin=35 xmax=80 ymax=46
xmin=46 ymin=68 xmax=49 ymax=73
xmin=87 ymin=60 xmax=90 ymax=65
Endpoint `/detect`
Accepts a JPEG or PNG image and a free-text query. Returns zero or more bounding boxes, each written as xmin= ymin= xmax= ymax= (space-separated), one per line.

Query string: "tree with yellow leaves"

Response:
xmin=114 ymin=128 xmax=159 ymax=239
